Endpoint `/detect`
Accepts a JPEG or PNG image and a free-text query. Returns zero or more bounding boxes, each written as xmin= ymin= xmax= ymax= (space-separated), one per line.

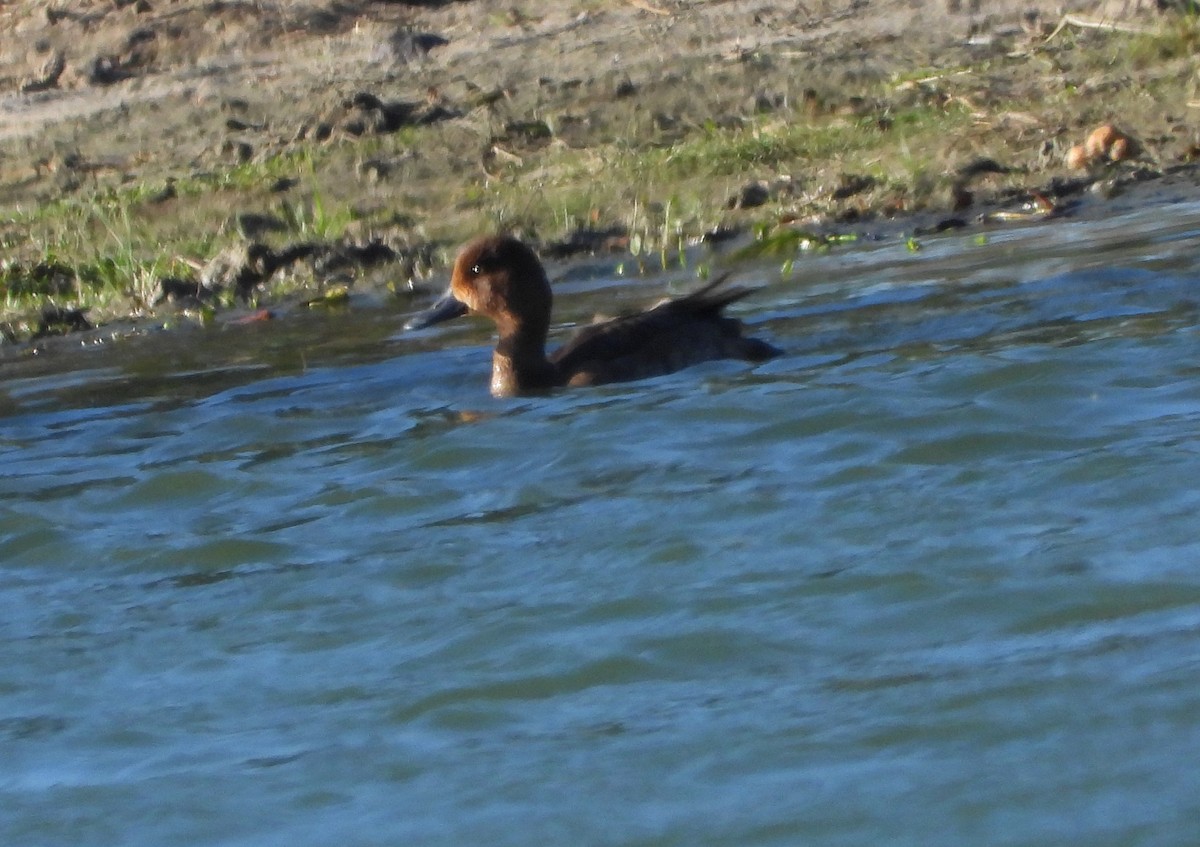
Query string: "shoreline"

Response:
xmin=2 ymin=1 xmax=1199 ymax=356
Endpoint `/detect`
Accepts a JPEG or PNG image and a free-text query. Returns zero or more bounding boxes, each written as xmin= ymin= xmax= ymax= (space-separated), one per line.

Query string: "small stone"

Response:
xmin=221 ymin=139 xmax=254 ymax=162
xmin=85 ymin=55 xmax=127 ymax=86
xmin=34 ymin=306 xmax=91 ymax=339
xmin=149 ymin=179 xmax=176 ymax=202
xmin=19 ymin=51 xmax=65 ymax=93
xmin=956 ymin=158 xmax=1009 ymax=179
xmin=832 ymin=173 xmax=876 ymax=200
xmin=201 ymin=243 xmax=278 ymax=297
xmin=358 ymin=159 xmax=392 ymax=183
xmin=156 ymin=276 xmax=206 ymax=304
xmin=728 ymin=181 xmax=770 ymax=209
xmin=348 ymin=91 xmax=384 ymax=111
xmin=614 ymin=78 xmax=636 ymax=99
xmin=383 ymin=30 xmax=449 ymax=64
xmin=235 ymin=212 xmax=287 ymax=238
xmin=504 ymin=120 xmax=553 ymax=143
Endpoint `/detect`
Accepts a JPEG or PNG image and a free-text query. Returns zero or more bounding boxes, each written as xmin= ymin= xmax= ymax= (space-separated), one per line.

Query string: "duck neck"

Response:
xmin=491 ymin=322 xmax=557 ymax=397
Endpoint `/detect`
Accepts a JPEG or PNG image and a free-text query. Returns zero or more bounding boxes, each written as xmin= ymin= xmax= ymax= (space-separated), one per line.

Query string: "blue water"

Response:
xmin=3 ymin=199 xmax=1200 ymax=846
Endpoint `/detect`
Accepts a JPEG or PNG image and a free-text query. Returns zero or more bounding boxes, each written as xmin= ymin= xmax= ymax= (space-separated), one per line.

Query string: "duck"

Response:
xmin=404 ymin=234 xmax=780 ymax=397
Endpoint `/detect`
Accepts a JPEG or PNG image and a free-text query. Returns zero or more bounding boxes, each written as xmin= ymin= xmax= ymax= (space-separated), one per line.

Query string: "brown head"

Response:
xmin=405 ymin=235 xmax=553 ymax=346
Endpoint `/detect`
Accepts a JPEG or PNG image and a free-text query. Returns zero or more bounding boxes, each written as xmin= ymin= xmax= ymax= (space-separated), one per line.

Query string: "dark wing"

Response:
xmin=549 ymin=274 xmax=778 ymax=385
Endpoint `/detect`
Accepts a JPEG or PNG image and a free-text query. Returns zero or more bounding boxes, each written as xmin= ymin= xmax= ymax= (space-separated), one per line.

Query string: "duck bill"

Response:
xmin=404 ymin=290 xmax=468 ymax=330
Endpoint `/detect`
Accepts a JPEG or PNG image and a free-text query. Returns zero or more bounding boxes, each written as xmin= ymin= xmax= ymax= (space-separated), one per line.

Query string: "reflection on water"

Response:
xmin=2 ymin=197 xmax=1200 ymax=846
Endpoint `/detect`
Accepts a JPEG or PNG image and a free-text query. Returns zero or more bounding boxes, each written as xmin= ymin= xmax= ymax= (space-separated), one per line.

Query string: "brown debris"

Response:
xmin=1067 ymin=123 xmax=1141 ymax=169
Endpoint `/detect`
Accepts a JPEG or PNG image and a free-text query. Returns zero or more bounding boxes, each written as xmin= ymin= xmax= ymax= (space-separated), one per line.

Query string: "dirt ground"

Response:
xmin=0 ymin=0 xmax=1149 ymax=177
xmin=1 ymin=0 xmax=1198 ymax=342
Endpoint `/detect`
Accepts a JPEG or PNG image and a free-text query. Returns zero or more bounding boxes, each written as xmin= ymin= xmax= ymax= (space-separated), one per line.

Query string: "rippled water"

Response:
xmin=3 ymin=195 xmax=1200 ymax=846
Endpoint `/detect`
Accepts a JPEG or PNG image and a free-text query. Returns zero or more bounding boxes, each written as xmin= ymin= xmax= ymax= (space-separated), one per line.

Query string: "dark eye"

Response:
xmin=470 ymin=263 xmax=482 ymax=275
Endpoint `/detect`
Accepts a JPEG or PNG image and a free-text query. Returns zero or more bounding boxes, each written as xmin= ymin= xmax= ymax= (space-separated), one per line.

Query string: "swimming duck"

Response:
xmin=405 ymin=235 xmax=780 ymax=397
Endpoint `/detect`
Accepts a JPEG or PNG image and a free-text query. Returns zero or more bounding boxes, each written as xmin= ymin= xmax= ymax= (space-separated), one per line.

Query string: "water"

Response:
xmin=3 ymin=195 xmax=1200 ymax=846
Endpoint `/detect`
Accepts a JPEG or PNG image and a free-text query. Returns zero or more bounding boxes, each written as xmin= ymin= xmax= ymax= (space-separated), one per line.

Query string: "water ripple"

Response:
xmin=3 ymin=200 xmax=1200 ymax=846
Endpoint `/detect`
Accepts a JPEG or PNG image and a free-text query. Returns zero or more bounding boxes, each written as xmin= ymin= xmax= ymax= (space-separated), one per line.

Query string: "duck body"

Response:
xmin=405 ymin=235 xmax=780 ymax=397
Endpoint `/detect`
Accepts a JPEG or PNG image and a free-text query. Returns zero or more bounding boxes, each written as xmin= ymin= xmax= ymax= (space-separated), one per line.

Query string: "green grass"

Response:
xmin=3 ymin=10 xmax=1199 ymax=336
xmin=0 ymin=143 xmax=369 ymax=327
xmin=1122 ymin=14 xmax=1200 ymax=65
xmin=652 ymin=118 xmax=871 ymax=178
xmin=475 ymin=97 xmax=975 ymax=266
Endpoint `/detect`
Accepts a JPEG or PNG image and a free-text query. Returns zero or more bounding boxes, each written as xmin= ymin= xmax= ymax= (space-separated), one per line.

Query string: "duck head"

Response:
xmin=404 ymin=235 xmax=552 ymax=344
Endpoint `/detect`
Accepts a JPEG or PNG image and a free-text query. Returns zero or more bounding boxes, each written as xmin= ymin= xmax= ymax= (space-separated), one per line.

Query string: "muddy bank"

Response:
xmin=1 ymin=0 xmax=1199 ymax=353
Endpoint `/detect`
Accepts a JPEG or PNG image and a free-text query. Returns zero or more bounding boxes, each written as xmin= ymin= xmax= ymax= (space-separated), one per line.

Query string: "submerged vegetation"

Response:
xmin=1 ymin=2 xmax=1199 ymax=346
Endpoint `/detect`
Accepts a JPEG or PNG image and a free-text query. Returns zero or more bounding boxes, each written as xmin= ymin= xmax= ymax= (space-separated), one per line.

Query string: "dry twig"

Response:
xmin=626 ymin=0 xmax=671 ymax=16
xmin=1043 ymin=13 xmax=1155 ymax=42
